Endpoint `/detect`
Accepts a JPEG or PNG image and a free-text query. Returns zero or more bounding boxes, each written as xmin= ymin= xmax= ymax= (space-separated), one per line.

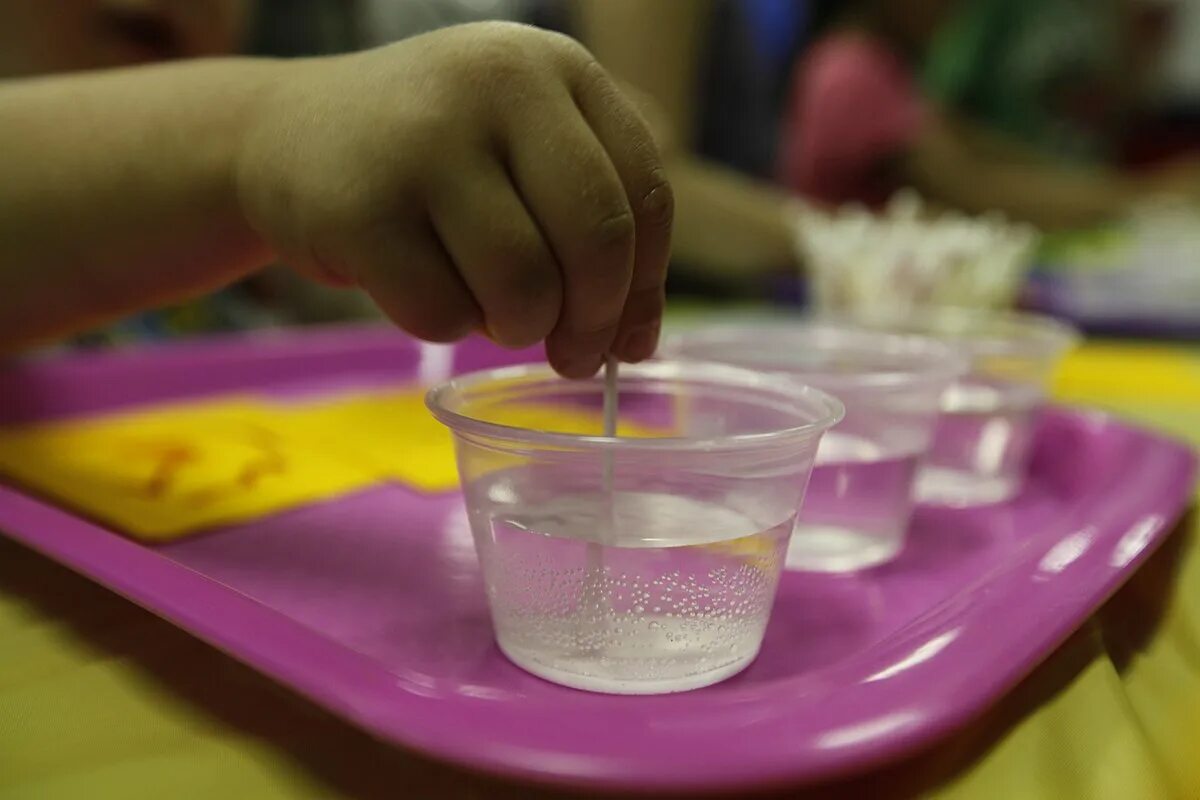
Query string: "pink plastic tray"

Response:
xmin=0 ymin=326 xmax=1195 ymax=793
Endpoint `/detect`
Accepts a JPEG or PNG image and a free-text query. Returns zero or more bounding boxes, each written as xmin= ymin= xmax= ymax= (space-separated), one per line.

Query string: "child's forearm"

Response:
xmin=909 ymin=158 xmax=1133 ymax=230
xmin=0 ymin=23 xmax=672 ymax=376
xmin=904 ymin=114 xmax=1137 ymax=230
xmin=0 ymin=58 xmax=280 ymax=348
xmin=667 ymin=157 xmax=799 ymax=275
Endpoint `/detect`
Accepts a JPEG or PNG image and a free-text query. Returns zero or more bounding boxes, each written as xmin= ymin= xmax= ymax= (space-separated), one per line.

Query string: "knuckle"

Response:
xmin=474 ymin=22 xmax=593 ymax=67
xmin=456 ymin=24 xmax=566 ymax=88
xmin=621 ymin=284 xmax=666 ymax=327
xmin=574 ymin=52 xmax=612 ymax=91
xmin=465 ymin=21 xmax=535 ymax=54
xmin=489 ymin=275 xmax=559 ymax=347
xmin=554 ymin=34 xmax=597 ymax=71
xmin=490 ymin=224 xmax=544 ymax=265
xmin=588 ymin=206 xmax=636 ymax=256
xmin=490 ymin=232 xmax=560 ymax=300
xmin=475 ymin=48 xmax=531 ymax=85
xmin=569 ymin=321 xmax=620 ymax=343
xmin=496 ymin=262 xmax=560 ymax=312
xmin=483 ymin=236 xmax=561 ymax=347
xmin=436 ymin=34 xmax=537 ymax=101
xmin=637 ymin=170 xmax=675 ymax=232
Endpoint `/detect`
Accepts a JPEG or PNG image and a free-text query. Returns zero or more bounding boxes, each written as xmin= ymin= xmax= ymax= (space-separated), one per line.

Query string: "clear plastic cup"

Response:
xmin=664 ymin=323 xmax=963 ymax=572
xmin=426 ymin=361 xmax=842 ymax=694
xmin=856 ymin=308 xmax=1079 ymax=506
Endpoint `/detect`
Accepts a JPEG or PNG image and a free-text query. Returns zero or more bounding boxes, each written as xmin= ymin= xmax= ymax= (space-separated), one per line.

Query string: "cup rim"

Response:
xmin=840 ymin=307 xmax=1081 ymax=359
xmin=661 ymin=320 xmax=968 ymax=392
xmin=425 ymin=360 xmax=844 ymax=452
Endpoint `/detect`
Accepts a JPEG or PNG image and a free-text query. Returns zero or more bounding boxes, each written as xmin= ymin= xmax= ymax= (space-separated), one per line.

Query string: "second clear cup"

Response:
xmin=665 ymin=322 xmax=964 ymax=572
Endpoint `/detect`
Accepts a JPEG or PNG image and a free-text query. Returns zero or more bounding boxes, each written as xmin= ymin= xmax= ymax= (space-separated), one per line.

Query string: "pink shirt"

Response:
xmin=778 ymin=33 xmax=925 ymax=207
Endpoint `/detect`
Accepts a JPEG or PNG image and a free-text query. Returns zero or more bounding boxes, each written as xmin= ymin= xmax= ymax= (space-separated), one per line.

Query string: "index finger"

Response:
xmin=572 ymin=61 xmax=674 ymax=362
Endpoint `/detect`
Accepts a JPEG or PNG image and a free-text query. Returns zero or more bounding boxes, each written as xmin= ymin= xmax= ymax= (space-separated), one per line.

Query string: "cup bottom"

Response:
xmin=914 ymin=466 xmax=1021 ymax=507
xmin=497 ymin=633 xmax=760 ymax=694
xmin=787 ymin=523 xmax=904 ymax=572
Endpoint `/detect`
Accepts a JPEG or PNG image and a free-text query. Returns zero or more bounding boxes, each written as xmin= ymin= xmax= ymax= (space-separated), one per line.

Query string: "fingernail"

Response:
xmin=560 ymin=353 xmax=605 ymax=379
xmin=618 ymin=326 xmax=660 ymax=362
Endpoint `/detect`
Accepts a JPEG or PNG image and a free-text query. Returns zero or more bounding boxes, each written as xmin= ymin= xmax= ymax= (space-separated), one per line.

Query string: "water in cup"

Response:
xmin=915 ymin=381 xmax=1041 ymax=506
xmin=429 ymin=359 xmax=842 ymax=694
xmin=473 ymin=472 xmax=791 ymax=694
xmin=663 ymin=323 xmax=960 ymax=574
xmin=789 ymin=429 xmax=923 ymax=572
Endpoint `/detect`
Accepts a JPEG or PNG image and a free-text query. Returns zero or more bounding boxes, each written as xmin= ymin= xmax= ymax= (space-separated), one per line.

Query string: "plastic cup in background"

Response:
xmin=858 ymin=308 xmax=1079 ymax=506
xmin=665 ymin=323 xmax=962 ymax=571
xmin=426 ymin=361 xmax=843 ymax=694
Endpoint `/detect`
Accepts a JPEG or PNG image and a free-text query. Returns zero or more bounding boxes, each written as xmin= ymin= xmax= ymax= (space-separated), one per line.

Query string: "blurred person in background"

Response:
xmin=924 ymin=0 xmax=1168 ymax=165
xmin=779 ymin=0 xmax=1200 ymax=230
xmin=0 ymin=0 xmax=250 ymax=76
xmin=570 ymin=0 xmax=806 ymax=300
xmin=924 ymin=0 xmax=1200 ymax=176
xmin=1137 ymin=0 xmax=1200 ymax=162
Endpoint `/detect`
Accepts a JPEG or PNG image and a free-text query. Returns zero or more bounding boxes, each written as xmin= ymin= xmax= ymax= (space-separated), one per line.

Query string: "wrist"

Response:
xmin=225 ymin=57 xmax=300 ymax=267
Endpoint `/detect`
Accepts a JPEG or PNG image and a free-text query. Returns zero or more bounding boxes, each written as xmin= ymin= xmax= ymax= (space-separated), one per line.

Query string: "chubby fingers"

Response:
xmin=503 ymin=45 xmax=672 ymax=377
xmin=349 ymin=220 xmax=482 ymax=344
xmin=573 ymin=62 xmax=673 ymax=365
xmin=427 ymin=156 xmax=564 ymax=349
xmin=355 ymin=33 xmax=673 ymax=377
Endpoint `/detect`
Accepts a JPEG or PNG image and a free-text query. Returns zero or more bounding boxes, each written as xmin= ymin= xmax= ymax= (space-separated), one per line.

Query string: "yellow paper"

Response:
xmin=1054 ymin=343 xmax=1200 ymax=405
xmin=274 ymin=391 xmax=461 ymax=493
xmin=275 ymin=389 xmax=669 ymax=493
xmin=0 ymin=399 xmax=377 ymax=541
xmin=0 ymin=388 xmax=672 ymax=542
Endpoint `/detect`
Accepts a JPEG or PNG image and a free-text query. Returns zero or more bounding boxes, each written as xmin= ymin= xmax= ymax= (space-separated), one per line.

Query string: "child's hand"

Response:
xmin=237 ymin=22 xmax=672 ymax=377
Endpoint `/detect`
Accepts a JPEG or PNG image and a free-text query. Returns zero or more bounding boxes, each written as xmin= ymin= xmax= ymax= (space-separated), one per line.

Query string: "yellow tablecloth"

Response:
xmin=2 ymin=341 xmax=1199 ymax=800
